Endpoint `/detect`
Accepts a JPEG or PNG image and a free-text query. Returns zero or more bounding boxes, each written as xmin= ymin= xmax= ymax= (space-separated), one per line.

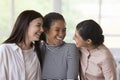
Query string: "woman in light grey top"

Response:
xmin=41 ymin=12 xmax=79 ymax=79
xmin=42 ymin=42 xmax=79 ymax=79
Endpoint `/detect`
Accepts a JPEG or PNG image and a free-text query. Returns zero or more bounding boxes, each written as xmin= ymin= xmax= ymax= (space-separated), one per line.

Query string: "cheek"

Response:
xmin=46 ymin=33 xmax=55 ymax=40
xmin=74 ymin=38 xmax=79 ymax=43
xmin=63 ymin=33 xmax=66 ymax=38
xmin=75 ymin=39 xmax=84 ymax=47
xmin=74 ymin=39 xmax=80 ymax=47
xmin=48 ymin=31 xmax=56 ymax=36
xmin=28 ymin=27 xmax=36 ymax=34
xmin=76 ymin=41 xmax=81 ymax=47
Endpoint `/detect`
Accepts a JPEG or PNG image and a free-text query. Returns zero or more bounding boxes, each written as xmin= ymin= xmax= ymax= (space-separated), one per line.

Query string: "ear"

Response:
xmin=86 ymin=39 xmax=92 ymax=45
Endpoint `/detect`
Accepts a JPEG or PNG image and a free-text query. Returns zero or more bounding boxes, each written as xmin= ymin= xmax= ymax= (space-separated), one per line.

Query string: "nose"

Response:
xmin=59 ymin=31 xmax=66 ymax=37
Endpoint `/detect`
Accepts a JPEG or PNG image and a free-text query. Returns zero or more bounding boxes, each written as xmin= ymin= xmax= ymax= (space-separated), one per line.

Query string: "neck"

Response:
xmin=46 ymin=40 xmax=63 ymax=46
xmin=18 ymin=42 xmax=32 ymax=50
xmin=86 ymin=45 xmax=97 ymax=51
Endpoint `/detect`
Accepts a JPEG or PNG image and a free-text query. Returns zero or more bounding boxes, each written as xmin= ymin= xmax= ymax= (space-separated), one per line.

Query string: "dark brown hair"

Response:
xmin=76 ymin=19 xmax=104 ymax=47
xmin=4 ymin=10 xmax=43 ymax=68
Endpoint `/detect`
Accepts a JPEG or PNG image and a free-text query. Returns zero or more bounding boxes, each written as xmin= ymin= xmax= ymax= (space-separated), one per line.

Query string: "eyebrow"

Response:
xmin=37 ymin=22 xmax=42 ymax=25
xmin=54 ymin=27 xmax=66 ymax=29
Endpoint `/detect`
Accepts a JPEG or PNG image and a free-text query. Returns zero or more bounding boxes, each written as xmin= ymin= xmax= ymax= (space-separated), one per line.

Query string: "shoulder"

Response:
xmin=0 ymin=44 xmax=9 ymax=51
xmin=0 ymin=44 xmax=9 ymax=57
xmin=63 ymin=43 xmax=79 ymax=54
xmin=0 ymin=43 xmax=18 ymax=53
xmin=63 ymin=43 xmax=77 ymax=49
xmin=63 ymin=43 xmax=79 ymax=51
xmin=97 ymin=45 xmax=114 ymax=60
xmin=0 ymin=43 xmax=16 ymax=49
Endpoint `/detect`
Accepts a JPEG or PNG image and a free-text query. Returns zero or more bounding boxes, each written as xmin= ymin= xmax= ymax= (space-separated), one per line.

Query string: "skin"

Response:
xmin=19 ymin=17 xmax=43 ymax=50
xmin=73 ymin=29 xmax=87 ymax=48
xmin=73 ymin=29 xmax=96 ymax=51
xmin=45 ymin=20 xmax=66 ymax=45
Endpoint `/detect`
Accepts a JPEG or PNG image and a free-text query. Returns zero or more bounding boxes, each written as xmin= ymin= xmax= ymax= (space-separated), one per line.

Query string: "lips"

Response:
xmin=35 ymin=32 xmax=41 ymax=38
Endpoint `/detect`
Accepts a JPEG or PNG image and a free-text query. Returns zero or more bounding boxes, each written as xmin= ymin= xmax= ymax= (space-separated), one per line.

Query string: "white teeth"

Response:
xmin=56 ymin=37 xmax=63 ymax=40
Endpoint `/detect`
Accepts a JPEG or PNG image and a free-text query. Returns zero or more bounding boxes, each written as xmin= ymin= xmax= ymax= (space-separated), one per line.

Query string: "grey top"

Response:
xmin=41 ymin=42 xmax=79 ymax=80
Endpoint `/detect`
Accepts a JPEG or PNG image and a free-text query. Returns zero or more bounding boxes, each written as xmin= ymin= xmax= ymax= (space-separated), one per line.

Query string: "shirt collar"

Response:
xmin=11 ymin=43 xmax=21 ymax=51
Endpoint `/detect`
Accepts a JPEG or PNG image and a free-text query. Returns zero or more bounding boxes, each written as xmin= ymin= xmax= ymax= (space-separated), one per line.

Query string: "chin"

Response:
xmin=76 ymin=46 xmax=80 ymax=48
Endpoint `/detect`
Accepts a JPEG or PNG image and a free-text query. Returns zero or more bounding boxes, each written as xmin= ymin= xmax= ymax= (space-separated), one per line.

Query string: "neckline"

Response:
xmin=46 ymin=41 xmax=65 ymax=47
xmin=22 ymin=46 xmax=34 ymax=53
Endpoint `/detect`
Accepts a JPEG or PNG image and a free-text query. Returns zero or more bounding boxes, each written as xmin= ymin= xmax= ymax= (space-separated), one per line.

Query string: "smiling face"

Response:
xmin=45 ymin=20 xmax=66 ymax=45
xmin=26 ymin=17 xmax=43 ymax=43
xmin=73 ymin=29 xmax=88 ymax=48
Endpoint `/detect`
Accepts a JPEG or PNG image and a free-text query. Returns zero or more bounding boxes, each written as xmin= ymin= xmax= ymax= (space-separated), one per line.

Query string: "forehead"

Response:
xmin=75 ymin=29 xmax=80 ymax=35
xmin=50 ymin=20 xmax=66 ymax=29
xmin=32 ymin=17 xmax=43 ymax=22
xmin=29 ymin=18 xmax=43 ymax=25
xmin=75 ymin=29 xmax=85 ymax=40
